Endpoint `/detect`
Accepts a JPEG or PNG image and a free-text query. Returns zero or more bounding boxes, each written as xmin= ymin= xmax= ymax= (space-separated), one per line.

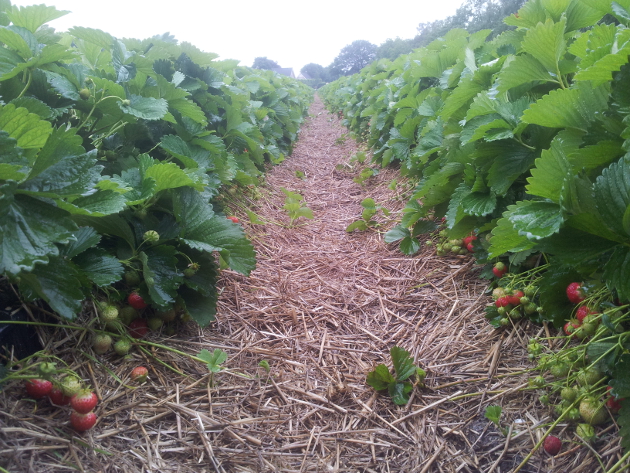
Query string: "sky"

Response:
xmin=11 ymin=0 xmax=466 ymax=74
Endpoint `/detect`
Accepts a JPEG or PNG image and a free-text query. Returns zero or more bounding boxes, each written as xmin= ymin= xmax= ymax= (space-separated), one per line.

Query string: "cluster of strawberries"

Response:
xmin=24 ymin=375 xmax=98 ymax=432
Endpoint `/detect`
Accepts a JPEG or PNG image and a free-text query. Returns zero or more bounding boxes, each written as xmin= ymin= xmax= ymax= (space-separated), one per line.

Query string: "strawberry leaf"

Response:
xmin=609 ymin=354 xmax=630 ymax=398
xmin=484 ymin=405 xmax=502 ymax=426
xmin=366 ymin=364 xmax=395 ymax=391
xmin=388 ymin=381 xmax=413 ymax=405
xmin=391 ymin=346 xmax=416 ymax=381
xmin=198 ymin=349 xmax=227 ymax=373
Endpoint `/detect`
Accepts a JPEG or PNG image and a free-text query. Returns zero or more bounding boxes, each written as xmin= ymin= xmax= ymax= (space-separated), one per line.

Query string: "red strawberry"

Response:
xmin=508 ymin=290 xmax=524 ymax=306
xmin=127 ymin=292 xmax=147 ymax=310
xmin=566 ymin=282 xmax=586 ymax=304
xmin=543 ymin=435 xmax=562 ymax=455
xmin=48 ymin=386 xmax=71 ymax=406
xmin=71 ymin=390 xmax=98 ymax=414
xmin=130 ymin=366 xmax=148 ymax=383
xmin=495 ymin=297 xmax=511 ymax=308
xmin=128 ymin=318 xmax=149 ymax=338
xmin=227 ymin=216 xmax=239 ymax=223
xmin=463 ymin=234 xmax=477 ymax=245
xmin=70 ymin=411 xmax=97 ymax=432
xmin=466 ymin=243 xmax=474 ymax=252
xmin=24 ymin=379 xmax=53 ymax=399
xmin=576 ymin=306 xmax=597 ymax=324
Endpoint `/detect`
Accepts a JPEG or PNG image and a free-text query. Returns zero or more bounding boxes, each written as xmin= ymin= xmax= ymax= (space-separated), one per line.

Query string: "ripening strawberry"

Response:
xmin=576 ymin=306 xmax=597 ymax=324
xmin=93 ymin=334 xmax=112 ymax=355
xmin=60 ymin=376 xmax=82 ymax=397
xmin=492 ymin=262 xmax=507 ymax=278
xmin=227 ymin=216 xmax=239 ymax=223
xmin=24 ymin=379 xmax=53 ymax=399
xmin=566 ymin=282 xmax=586 ymax=304
xmin=563 ymin=319 xmax=581 ymax=338
xmin=130 ymin=366 xmax=148 ymax=383
xmin=71 ymin=390 xmax=98 ymax=414
xmin=70 ymin=411 xmax=97 ymax=432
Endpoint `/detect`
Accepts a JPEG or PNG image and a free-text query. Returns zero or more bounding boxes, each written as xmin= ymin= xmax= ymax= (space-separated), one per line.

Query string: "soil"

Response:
xmin=0 ymin=95 xmax=622 ymax=473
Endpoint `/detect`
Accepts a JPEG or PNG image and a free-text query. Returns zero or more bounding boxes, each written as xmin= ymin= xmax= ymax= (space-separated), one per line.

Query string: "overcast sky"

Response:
xmin=11 ymin=0 xmax=465 ymax=73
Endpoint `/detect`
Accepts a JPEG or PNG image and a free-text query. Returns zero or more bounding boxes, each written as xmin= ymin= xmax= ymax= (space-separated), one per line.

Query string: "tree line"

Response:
xmin=252 ymin=0 xmax=526 ymax=84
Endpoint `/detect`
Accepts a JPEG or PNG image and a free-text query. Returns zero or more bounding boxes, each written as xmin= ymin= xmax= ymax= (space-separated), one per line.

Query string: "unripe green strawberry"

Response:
xmin=579 ymin=397 xmax=608 ymax=425
xmin=79 ymin=88 xmax=91 ymax=100
xmin=124 ymin=271 xmax=141 ymax=285
xmin=100 ymin=305 xmax=119 ymax=325
xmin=60 ymin=376 xmax=82 ymax=397
xmin=539 ymin=394 xmax=550 ymax=405
xmin=549 ymin=363 xmax=570 ymax=378
xmin=183 ymin=262 xmax=200 ymax=278
xmin=119 ymin=306 xmax=139 ymax=325
xmin=524 ymin=285 xmax=537 ymax=297
xmin=143 ymin=230 xmax=160 ymax=242
xmin=492 ymin=287 xmax=507 ymax=300
xmin=530 ymin=376 xmax=546 ymax=388
xmin=580 ymin=322 xmax=597 ymax=337
xmin=114 ymin=338 xmax=132 ymax=356
xmin=145 ymin=276 xmax=155 ymax=286
xmin=121 ymin=99 xmax=131 ymax=106
xmin=450 ymin=246 xmax=460 ymax=254
xmin=156 ymin=309 xmax=177 ymax=322
xmin=147 ymin=317 xmax=163 ymax=331
xmin=93 ymin=334 xmax=112 ymax=354
xmin=577 ymin=367 xmax=604 ymax=387
xmin=37 ymin=362 xmax=57 ymax=379
xmin=561 ymin=387 xmax=578 ymax=403
xmin=523 ymin=302 xmax=537 ymax=315
xmin=499 ymin=317 xmax=509 ymax=326
xmin=576 ymin=423 xmax=596 ymax=442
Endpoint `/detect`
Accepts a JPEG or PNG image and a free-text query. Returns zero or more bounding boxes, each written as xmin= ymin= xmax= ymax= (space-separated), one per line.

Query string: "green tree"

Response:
xmin=300 ymin=63 xmax=325 ymax=80
xmin=376 ymin=38 xmax=414 ymax=60
xmin=330 ymin=40 xmax=377 ymax=76
xmin=413 ymin=0 xmax=526 ymax=48
xmin=252 ymin=57 xmax=280 ymax=70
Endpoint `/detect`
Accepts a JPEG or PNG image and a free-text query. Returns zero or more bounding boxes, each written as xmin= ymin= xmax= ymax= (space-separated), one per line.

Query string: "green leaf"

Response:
xmin=384 ymin=225 xmax=410 ymax=243
xmin=537 ymin=228 xmax=617 ymax=266
xmin=145 ymin=162 xmax=199 ymax=193
xmin=346 ymin=220 xmax=368 ymax=232
xmin=400 ymin=236 xmax=421 ymax=255
xmin=0 ymin=46 xmax=23 ymax=79
xmin=506 ymin=200 xmax=564 ymax=240
xmin=461 ymin=192 xmax=497 ymax=216
xmin=159 ymin=134 xmax=211 ymax=170
xmin=484 ymin=405 xmax=502 ymax=426
xmin=521 ymin=18 xmax=567 ymax=74
xmin=522 ymin=82 xmax=610 ymax=131
xmin=139 ymin=246 xmax=182 ymax=308
xmin=0 ymin=103 xmax=52 ymax=149
xmin=526 ymin=132 xmax=576 ymax=201
xmin=603 ymin=246 xmax=630 ymax=301
xmin=55 ymin=190 xmax=127 ymax=217
xmin=618 ymin=402 xmax=630 ymax=452
xmin=390 ymin=346 xmax=416 ymax=381
xmin=0 ymin=188 xmax=76 ymax=275
xmin=537 ymin=266 xmax=581 ymax=327
xmin=73 ymin=248 xmax=123 ymax=287
xmin=486 ymin=143 xmax=537 ymax=195
xmin=119 ymin=94 xmax=168 ymax=121
xmin=388 ymin=381 xmax=413 ymax=405
xmin=488 ymin=213 xmax=536 ymax=258
xmin=173 ymin=187 xmax=256 ymax=275
xmin=7 ymin=4 xmax=69 ymax=33
xmin=197 ymin=349 xmax=227 ymax=373
xmin=366 ymin=364 xmax=395 ymax=391
xmin=0 ymin=26 xmax=35 ymax=59
xmin=610 ymin=354 xmax=630 ymax=398
xmin=178 ymin=284 xmax=217 ymax=326
xmin=594 ymin=156 xmax=630 ymax=237
xmin=18 ymin=256 xmax=84 ymax=319
xmin=68 ymin=26 xmax=114 ymax=49
xmin=72 ymin=214 xmax=135 ymax=249
xmin=60 ymin=226 xmax=100 ymax=258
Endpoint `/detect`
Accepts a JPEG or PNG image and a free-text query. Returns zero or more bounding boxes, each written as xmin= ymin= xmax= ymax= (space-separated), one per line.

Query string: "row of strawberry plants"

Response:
xmin=320 ymin=0 xmax=630 ymax=455
xmin=0 ymin=3 xmax=313 ymax=326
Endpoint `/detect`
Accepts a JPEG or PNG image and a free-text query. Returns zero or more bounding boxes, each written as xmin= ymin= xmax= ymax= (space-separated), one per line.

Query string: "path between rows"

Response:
xmin=207 ymin=96 xmax=544 ymax=472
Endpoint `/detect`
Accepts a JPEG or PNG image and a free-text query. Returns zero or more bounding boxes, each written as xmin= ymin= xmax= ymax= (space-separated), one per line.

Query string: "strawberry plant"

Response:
xmin=346 ymin=198 xmax=391 ymax=232
xmin=366 ymin=346 xmax=426 ymax=405
xmin=0 ymin=3 xmax=313 ymax=327
xmin=280 ymin=188 xmax=313 ymax=225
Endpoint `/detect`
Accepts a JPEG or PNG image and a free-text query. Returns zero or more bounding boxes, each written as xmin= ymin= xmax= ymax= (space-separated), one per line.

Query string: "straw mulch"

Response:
xmin=0 ymin=96 xmax=626 ymax=473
